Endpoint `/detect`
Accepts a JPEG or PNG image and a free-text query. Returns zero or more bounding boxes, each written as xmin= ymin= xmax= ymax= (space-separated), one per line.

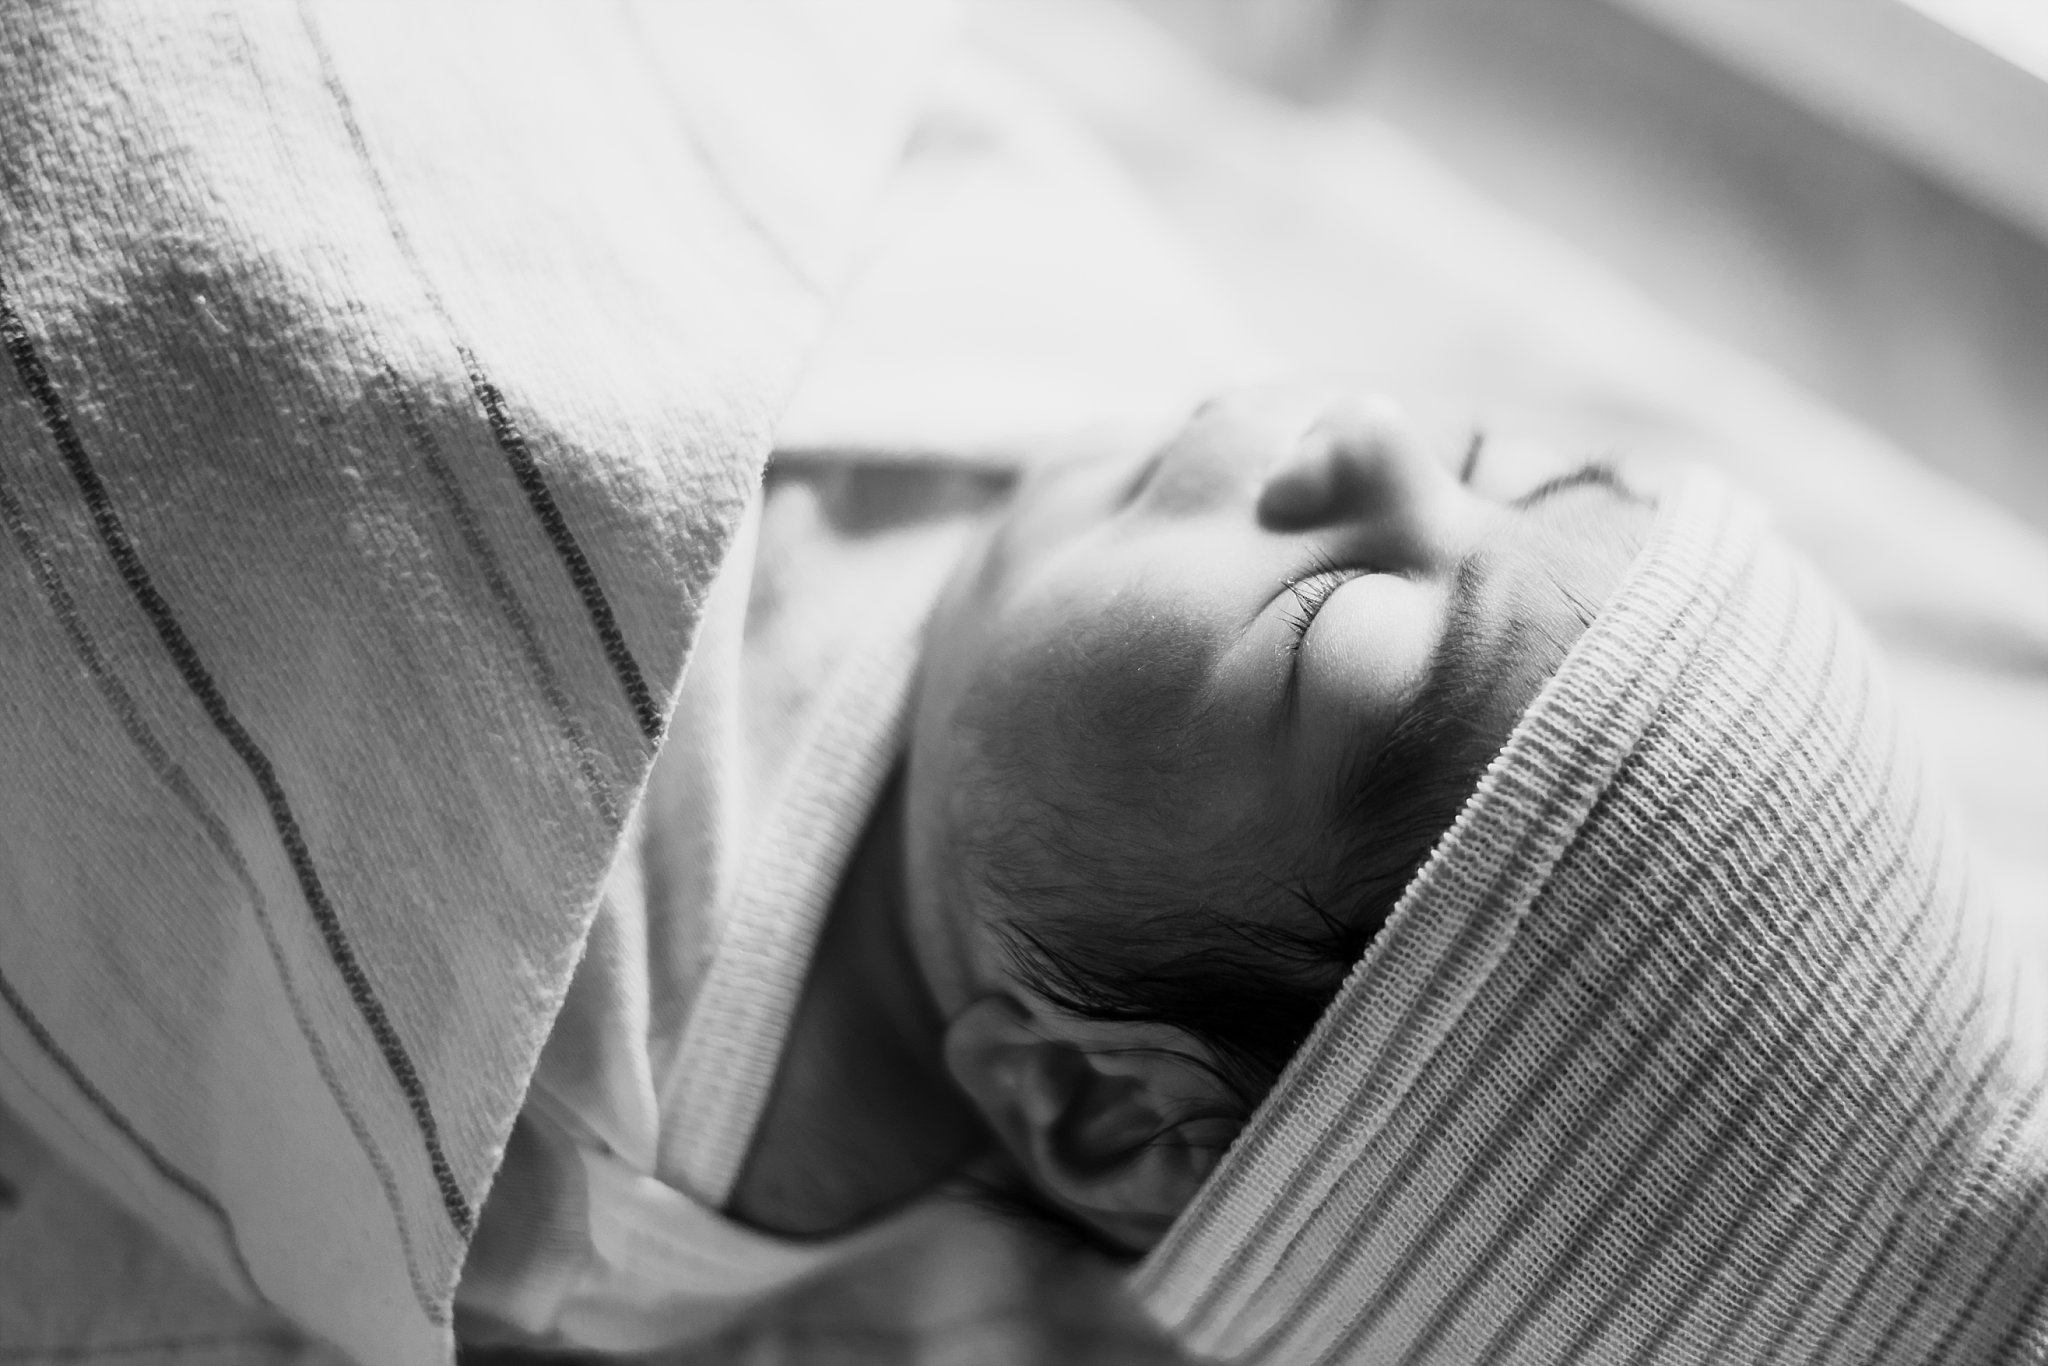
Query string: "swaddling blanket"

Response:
xmin=0 ymin=4 xmax=939 ymax=1363
xmin=1137 ymin=471 xmax=2048 ymax=1364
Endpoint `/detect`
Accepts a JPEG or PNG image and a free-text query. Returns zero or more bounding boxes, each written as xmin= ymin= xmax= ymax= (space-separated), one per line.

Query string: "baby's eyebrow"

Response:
xmin=1458 ymin=430 xmax=1487 ymax=485
xmin=1119 ymin=446 xmax=1171 ymax=510
xmin=1509 ymin=461 xmax=1629 ymax=511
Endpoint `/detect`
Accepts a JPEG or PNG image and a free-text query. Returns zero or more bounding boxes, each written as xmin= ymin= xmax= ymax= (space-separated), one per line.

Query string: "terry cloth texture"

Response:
xmin=1134 ymin=470 xmax=2048 ymax=1365
xmin=0 ymin=3 xmax=939 ymax=1364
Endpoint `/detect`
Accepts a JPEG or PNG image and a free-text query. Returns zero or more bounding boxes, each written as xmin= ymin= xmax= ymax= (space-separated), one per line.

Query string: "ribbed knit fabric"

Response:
xmin=1134 ymin=470 xmax=2048 ymax=1365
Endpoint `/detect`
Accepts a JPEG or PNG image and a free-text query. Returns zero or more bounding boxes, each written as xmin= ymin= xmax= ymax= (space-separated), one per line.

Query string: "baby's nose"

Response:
xmin=1255 ymin=397 xmax=1442 ymax=532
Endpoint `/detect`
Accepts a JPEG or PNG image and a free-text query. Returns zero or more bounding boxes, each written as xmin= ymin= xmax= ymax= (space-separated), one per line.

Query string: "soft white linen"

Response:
xmin=0 ymin=3 xmax=940 ymax=1361
xmin=0 ymin=10 xmax=1254 ymax=1362
xmin=452 ymin=466 xmax=989 ymax=1352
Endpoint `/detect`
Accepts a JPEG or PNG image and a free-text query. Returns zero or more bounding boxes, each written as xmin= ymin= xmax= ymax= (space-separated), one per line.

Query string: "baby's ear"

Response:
xmin=943 ymin=995 xmax=1238 ymax=1253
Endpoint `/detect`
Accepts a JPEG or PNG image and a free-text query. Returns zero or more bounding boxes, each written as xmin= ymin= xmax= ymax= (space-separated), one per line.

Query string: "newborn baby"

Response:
xmin=467 ymin=387 xmax=2048 ymax=1366
xmin=458 ymin=387 xmax=1653 ymax=1343
xmin=717 ymin=387 xmax=1654 ymax=1250
xmin=895 ymin=388 xmax=1656 ymax=1249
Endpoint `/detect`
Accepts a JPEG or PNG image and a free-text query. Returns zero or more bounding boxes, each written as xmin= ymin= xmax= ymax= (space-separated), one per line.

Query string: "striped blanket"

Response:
xmin=0 ymin=3 xmax=939 ymax=1362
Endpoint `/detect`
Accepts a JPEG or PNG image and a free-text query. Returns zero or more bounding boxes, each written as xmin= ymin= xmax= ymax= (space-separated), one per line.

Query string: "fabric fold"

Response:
xmin=0 ymin=4 xmax=941 ymax=1361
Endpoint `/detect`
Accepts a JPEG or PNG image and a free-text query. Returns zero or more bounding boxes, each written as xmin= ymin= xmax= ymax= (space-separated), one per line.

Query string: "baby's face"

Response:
xmin=904 ymin=390 xmax=1655 ymax=1014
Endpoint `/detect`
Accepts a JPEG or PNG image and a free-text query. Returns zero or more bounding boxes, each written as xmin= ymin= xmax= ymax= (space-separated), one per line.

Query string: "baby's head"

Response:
xmin=903 ymin=389 xmax=1658 ymax=1252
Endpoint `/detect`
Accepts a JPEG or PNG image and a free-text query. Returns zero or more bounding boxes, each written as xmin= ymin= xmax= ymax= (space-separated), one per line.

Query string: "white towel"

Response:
xmin=0 ymin=4 xmax=940 ymax=1362
xmin=1136 ymin=471 xmax=2048 ymax=1364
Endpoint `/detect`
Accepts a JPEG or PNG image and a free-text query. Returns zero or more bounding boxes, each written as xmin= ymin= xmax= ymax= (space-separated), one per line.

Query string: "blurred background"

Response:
xmin=1111 ymin=0 xmax=2048 ymax=534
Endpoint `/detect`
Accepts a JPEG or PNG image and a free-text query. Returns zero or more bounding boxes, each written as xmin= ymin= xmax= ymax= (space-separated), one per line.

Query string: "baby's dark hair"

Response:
xmin=976 ymin=546 xmax=1598 ymax=1124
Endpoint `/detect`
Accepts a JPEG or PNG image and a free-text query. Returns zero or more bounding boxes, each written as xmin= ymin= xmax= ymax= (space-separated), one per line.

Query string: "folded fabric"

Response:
xmin=1137 ymin=470 xmax=2048 ymax=1364
xmin=457 ymin=43 xmax=1260 ymax=1351
xmin=0 ymin=4 xmax=939 ymax=1362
